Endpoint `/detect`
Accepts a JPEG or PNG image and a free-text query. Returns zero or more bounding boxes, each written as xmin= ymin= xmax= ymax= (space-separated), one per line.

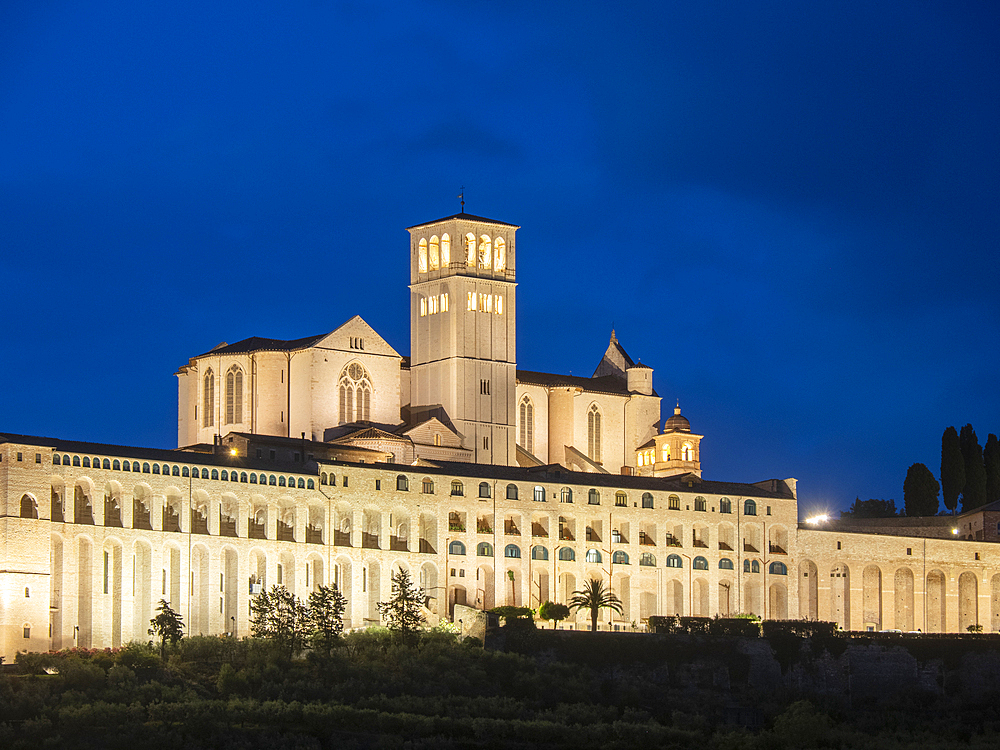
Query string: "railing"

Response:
xmin=277 ymin=522 xmax=295 ymax=542
xmin=477 ymin=524 xmax=492 ymax=534
xmin=219 ymin=518 xmax=238 ymax=537
xmin=666 ymin=537 xmax=682 ymax=548
xmin=448 ymin=522 xmax=465 ymax=532
xmin=333 ymin=530 xmax=351 ymax=547
xmin=743 ymin=542 xmax=759 ymax=553
xmin=361 ymin=532 xmax=379 ymax=549
xmin=559 ymin=531 xmax=575 ymax=541
xmin=390 ymin=535 xmax=408 ymax=551
xmin=192 ymin=515 xmax=209 ymax=535
xmin=532 ymin=524 xmax=548 ymax=537
xmin=718 ymin=541 xmax=733 ymax=551
xmin=769 ymin=543 xmax=787 ymax=555
xmin=692 ymin=539 xmax=708 ymax=548
xmin=504 ymin=523 xmax=520 ymax=536
xmin=248 ymin=521 xmax=266 ymax=540
xmin=419 ymin=538 xmax=435 ymax=554
xmin=163 ymin=509 xmax=181 ymax=533
xmin=306 ymin=526 xmax=323 ymax=545
xmin=639 ymin=533 xmax=655 ymax=546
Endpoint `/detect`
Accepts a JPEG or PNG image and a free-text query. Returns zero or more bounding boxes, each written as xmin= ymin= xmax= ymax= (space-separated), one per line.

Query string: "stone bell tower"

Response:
xmin=407 ymin=212 xmax=518 ymax=465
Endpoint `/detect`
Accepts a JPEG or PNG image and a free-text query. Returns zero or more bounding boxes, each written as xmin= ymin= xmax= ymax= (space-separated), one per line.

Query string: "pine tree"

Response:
xmin=959 ymin=424 xmax=987 ymax=512
xmin=903 ymin=463 xmax=940 ymax=516
xmin=249 ymin=585 xmax=309 ymax=658
xmin=148 ymin=599 xmax=184 ymax=659
xmin=307 ymin=584 xmax=347 ymax=656
xmin=984 ymin=434 xmax=1000 ymax=506
xmin=941 ymin=426 xmax=965 ymax=514
xmin=376 ymin=568 xmax=426 ymax=640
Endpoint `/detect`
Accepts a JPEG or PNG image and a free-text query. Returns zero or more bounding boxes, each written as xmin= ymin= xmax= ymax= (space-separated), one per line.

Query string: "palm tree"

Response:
xmin=569 ymin=578 xmax=623 ymax=632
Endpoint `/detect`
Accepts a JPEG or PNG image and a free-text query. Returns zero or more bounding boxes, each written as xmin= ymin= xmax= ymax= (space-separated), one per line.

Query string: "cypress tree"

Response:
xmin=941 ymin=426 xmax=964 ymax=514
xmin=984 ymin=434 xmax=1000 ymax=506
xmin=903 ymin=463 xmax=940 ymax=516
xmin=959 ymin=423 xmax=987 ymax=512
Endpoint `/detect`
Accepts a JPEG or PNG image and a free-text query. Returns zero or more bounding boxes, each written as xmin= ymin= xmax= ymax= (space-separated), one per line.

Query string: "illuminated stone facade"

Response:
xmin=2 ymin=210 xmax=998 ymax=661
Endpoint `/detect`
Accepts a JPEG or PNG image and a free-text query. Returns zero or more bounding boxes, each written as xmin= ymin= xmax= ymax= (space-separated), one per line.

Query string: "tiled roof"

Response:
xmin=516 ymin=369 xmax=659 ymax=398
xmin=199 ymin=333 xmax=328 ymax=357
xmin=406 ymin=212 xmax=520 ymax=230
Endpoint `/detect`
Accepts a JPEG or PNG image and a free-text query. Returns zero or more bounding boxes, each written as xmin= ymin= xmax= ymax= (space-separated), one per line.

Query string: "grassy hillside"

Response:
xmin=3 ymin=629 xmax=1000 ymax=749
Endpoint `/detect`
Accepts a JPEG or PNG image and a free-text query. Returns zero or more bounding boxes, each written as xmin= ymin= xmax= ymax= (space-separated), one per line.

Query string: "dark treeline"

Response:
xmin=4 ymin=630 xmax=1000 ymax=749
xmin=845 ymin=424 xmax=1000 ymax=518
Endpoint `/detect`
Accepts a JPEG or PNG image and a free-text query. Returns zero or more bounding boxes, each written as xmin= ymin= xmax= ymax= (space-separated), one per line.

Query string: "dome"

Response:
xmin=663 ymin=404 xmax=690 ymax=433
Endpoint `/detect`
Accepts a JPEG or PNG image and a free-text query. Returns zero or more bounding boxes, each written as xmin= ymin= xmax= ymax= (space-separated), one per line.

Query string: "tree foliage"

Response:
xmin=539 ymin=601 xmax=571 ymax=629
xmin=249 ymin=585 xmax=309 ymax=658
xmin=941 ymin=426 xmax=965 ymax=513
xmin=569 ymin=578 xmax=623 ymax=632
xmin=985 ymin=433 xmax=1000 ymax=506
xmin=903 ymin=463 xmax=940 ymax=517
xmin=840 ymin=497 xmax=897 ymax=518
xmin=148 ymin=599 xmax=184 ymax=658
xmin=376 ymin=567 xmax=426 ymax=639
xmin=307 ymin=584 xmax=347 ymax=656
xmin=959 ymin=423 xmax=987 ymax=512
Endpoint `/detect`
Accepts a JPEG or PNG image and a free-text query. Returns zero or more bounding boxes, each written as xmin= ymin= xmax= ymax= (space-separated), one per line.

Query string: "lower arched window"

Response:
xmin=642 ymin=493 xmax=654 ymax=509
xmin=693 ymin=556 xmax=708 ymax=570
xmin=668 ymin=495 xmax=681 ymax=510
xmin=479 ymin=482 xmax=491 ymax=499
xmin=397 ymin=475 xmax=409 ymax=491
xmin=451 ymin=480 xmax=464 ymax=496
xmin=719 ymin=558 xmax=734 ymax=570
xmin=719 ymin=498 xmax=732 ymax=514
xmin=694 ymin=497 xmax=706 ymax=512
xmin=612 ymin=550 xmax=629 ymax=564
xmin=588 ymin=489 xmax=600 ymax=505
xmin=504 ymin=544 xmax=521 ymax=559
xmin=20 ymin=495 xmax=37 ymax=519
xmin=448 ymin=541 xmax=466 ymax=556
xmin=558 ymin=547 xmax=575 ymax=561
xmin=666 ymin=554 xmax=682 ymax=568
xmin=639 ymin=553 xmax=656 ymax=567
xmin=477 ymin=542 xmax=494 ymax=557
xmin=586 ymin=549 xmax=602 ymax=564
xmin=531 ymin=545 xmax=548 ymax=560
xmin=506 ymin=484 xmax=518 ymax=500
xmin=769 ymin=561 xmax=787 ymax=575
xmin=534 ymin=486 xmax=545 ymax=502
xmin=560 ymin=487 xmax=573 ymax=503
xmin=744 ymin=499 xmax=757 ymax=516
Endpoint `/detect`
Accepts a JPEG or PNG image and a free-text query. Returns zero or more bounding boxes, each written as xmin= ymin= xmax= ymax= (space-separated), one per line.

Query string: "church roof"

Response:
xmin=406 ymin=212 xmax=520 ymax=230
xmin=199 ymin=333 xmax=328 ymax=357
xmin=516 ymin=369 xmax=659 ymax=398
xmin=332 ymin=425 xmax=411 ymax=444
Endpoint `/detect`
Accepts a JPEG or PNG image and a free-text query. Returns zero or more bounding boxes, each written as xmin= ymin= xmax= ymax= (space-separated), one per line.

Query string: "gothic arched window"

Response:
xmin=225 ymin=366 xmax=243 ymax=425
xmin=339 ymin=362 xmax=372 ymax=424
xmin=519 ymin=396 xmax=534 ymax=454
xmin=587 ymin=404 xmax=602 ymax=464
xmin=202 ymin=369 xmax=214 ymax=427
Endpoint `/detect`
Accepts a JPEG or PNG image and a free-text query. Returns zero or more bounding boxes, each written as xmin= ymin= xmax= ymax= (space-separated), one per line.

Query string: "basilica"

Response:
xmin=2 ymin=211 xmax=998 ymax=660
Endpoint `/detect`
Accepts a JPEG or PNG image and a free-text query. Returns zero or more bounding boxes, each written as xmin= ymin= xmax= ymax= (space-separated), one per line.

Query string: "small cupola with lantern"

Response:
xmin=635 ymin=402 xmax=703 ymax=478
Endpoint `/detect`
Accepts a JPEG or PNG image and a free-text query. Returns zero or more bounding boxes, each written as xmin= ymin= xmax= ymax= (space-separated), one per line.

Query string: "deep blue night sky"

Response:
xmin=3 ymin=1 xmax=998 ymax=517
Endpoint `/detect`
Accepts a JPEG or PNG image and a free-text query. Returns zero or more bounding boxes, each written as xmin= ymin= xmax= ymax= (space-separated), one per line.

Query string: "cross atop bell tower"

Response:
xmin=406 ymin=211 xmax=519 ymax=465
